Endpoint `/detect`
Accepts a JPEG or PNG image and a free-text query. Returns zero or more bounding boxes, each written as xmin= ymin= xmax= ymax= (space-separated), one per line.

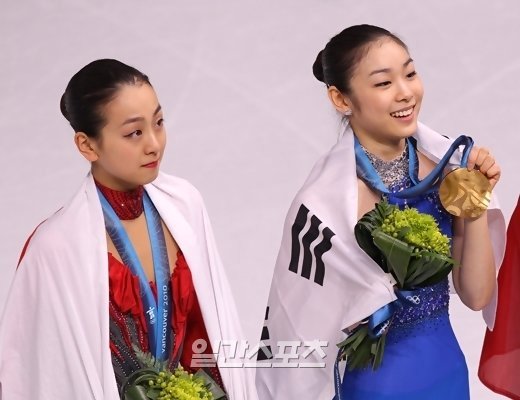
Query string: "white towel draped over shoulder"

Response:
xmin=0 ymin=172 xmax=258 ymax=400
xmin=255 ymin=122 xmax=506 ymax=400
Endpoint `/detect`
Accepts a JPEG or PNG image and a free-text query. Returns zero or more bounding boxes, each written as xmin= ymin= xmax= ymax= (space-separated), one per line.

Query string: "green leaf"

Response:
xmin=132 ymin=345 xmax=169 ymax=372
xmin=354 ymin=200 xmax=399 ymax=272
xmin=355 ymin=222 xmax=385 ymax=269
xmin=347 ymin=335 xmax=373 ymax=371
xmin=350 ymin=327 xmax=369 ymax=351
xmin=195 ymin=369 xmax=228 ymax=399
xmin=338 ymin=331 xmax=360 ymax=350
xmin=132 ymin=373 xmax=159 ymax=387
xmin=372 ymin=230 xmax=412 ymax=287
xmin=405 ymin=254 xmax=431 ymax=284
xmin=374 ymin=200 xmax=396 ymax=221
xmin=419 ymin=268 xmax=452 ymax=287
xmin=406 ymin=253 xmax=453 ymax=287
xmin=404 ymin=252 xmax=422 ymax=280
xmin=120 ymin=368 xmax=159 ymax=399
xmin=123 ymin=385 xmax=150 ymax=400
xmin=337 ymin=325 xmax=388 ymax=372
xmin=145 ymin=388 xmax=161 ymax=400
xmin=372 ymin=334 xmax=386 ymax=370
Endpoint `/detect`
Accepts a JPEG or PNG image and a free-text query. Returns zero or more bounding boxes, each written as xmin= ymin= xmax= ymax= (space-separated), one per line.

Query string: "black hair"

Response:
xmin=312 ymin=24 xmax=408 ymax=94
xmin=60 ymin=59 xmax=151 ymax=138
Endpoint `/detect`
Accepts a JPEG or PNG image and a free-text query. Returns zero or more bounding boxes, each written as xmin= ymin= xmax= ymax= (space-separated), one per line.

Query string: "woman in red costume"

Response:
xmin=0 ymin=59 xmax=257 ymax=400
xmin=479 ymin=197 xmax=520 ymax=399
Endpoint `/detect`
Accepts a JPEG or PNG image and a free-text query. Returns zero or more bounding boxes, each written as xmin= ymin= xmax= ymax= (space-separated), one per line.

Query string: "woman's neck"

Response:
xmin=91 ymin=167 xmax=141 ymax=192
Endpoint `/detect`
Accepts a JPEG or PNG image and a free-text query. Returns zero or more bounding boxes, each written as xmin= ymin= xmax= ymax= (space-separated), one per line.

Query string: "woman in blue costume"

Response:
xmin=321 ymin=25 xmax=502 ymax=400
xmin=256 ymin=24 xmax=504 ymax=400
xmin=339 ymin=145 xmax=469 ymax=399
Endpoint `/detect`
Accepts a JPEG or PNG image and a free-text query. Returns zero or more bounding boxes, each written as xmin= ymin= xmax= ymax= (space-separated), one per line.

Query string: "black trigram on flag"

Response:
xmin=288 ymin=204 xmax=335 ymax=286
xmin=257 ymin=306 xmax=273 ymax=361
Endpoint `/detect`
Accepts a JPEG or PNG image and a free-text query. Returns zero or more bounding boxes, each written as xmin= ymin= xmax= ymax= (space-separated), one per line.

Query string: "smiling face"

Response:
xmin=336 ymin=38 xmax=424 ymax=149
xmin=77 ymin=82 xmax=166 ymax=191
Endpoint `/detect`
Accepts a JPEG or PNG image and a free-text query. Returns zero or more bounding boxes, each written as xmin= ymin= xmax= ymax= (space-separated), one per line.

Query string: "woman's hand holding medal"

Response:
xmin=466 ymin=146 xmax=501 ymax=190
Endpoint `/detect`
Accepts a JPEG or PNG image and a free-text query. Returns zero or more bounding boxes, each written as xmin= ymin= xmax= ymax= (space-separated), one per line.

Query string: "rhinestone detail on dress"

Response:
xmin=362 ymin=141 xmax=409 ymax=189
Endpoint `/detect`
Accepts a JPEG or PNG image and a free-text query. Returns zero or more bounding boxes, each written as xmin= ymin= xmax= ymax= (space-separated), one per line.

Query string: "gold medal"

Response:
xmin=439 ymin=168 xmax=492 ymax=219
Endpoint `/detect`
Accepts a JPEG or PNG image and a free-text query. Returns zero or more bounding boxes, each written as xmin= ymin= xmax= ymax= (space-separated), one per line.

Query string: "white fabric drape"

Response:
xmin=0 ymin=172 xmax=258 ymax=400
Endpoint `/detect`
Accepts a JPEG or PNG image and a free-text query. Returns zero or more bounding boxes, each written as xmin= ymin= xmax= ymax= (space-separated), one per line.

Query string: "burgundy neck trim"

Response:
xmin=95 ymin=180 xmax=144 ymax=220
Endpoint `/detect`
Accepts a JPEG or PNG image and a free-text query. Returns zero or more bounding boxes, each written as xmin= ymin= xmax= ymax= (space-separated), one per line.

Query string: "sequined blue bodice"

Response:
xmin=385 ymin=178 xmax=453 ymax=340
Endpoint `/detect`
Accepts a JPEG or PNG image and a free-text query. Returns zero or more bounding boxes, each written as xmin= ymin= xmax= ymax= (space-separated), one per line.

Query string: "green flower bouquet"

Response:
xmin=337 ymin=200 xmax=457 ymax=371
xmin=121 ymin=347 xmax=227 ymax=400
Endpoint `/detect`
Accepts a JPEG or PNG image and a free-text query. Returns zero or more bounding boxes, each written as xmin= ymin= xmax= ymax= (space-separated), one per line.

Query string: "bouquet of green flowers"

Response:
xmin=337 ymin=200 xmax=457 ymax=371
xmin=121 ymin=347 xmax=227 ymax=400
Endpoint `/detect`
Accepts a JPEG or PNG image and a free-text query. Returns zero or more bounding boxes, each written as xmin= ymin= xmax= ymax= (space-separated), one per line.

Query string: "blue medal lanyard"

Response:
xmin=354 ymin=135 xmax=474 ymax=198
xmin=98 ymin=190 xmax=173 ymax=361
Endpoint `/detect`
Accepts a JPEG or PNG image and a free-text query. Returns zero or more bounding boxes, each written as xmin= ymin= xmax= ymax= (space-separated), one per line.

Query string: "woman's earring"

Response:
xmin=344 ymin=109 xmax=352 ymax=117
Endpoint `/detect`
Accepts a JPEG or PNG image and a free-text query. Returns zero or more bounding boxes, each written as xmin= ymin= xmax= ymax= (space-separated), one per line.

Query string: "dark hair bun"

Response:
xmin=59 ymin=94 xmax=70 ymax=122
xmin=60 ymin=59 xmax=150 ymax=138
xmin=312 ymin=50 xmax=326 ymax=83
xmin=313 ymin=24 xmax=407 ymax=94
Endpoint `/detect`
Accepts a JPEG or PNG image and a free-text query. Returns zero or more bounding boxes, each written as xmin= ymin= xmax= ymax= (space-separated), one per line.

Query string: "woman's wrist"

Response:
xmin=464 ymin=210 xmax=488 ymax=225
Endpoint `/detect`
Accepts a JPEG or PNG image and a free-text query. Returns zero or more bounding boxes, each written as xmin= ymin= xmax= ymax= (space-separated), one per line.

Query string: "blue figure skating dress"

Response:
xmin=337 ymin=176 xmax=470 ymax=399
